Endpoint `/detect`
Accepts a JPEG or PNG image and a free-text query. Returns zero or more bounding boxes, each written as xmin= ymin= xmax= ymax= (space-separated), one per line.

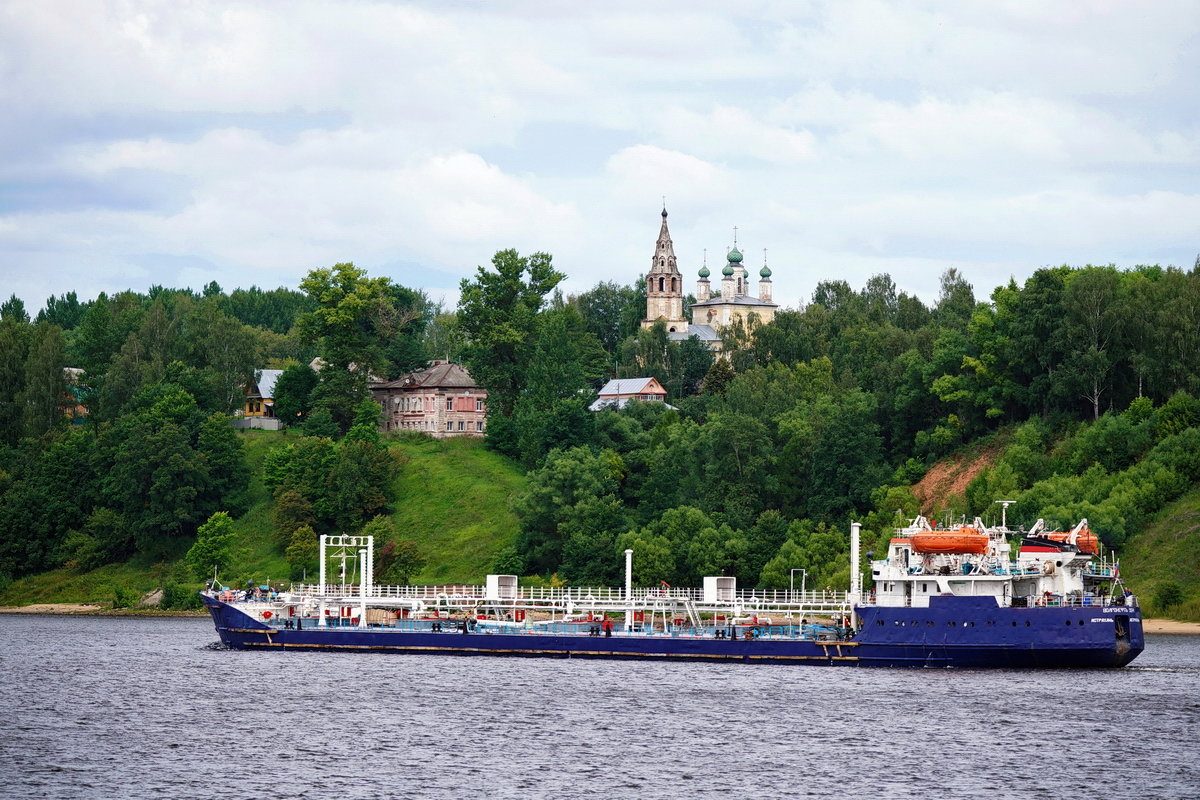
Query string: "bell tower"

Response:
xmin=642 ymin=206 xmax=689 ymax=333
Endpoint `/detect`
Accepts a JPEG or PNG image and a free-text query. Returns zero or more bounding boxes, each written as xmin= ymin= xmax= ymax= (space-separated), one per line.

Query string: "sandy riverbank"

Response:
xmin=0 ymin=603 xmax=204 ymax=617
xmin=1141 ymin=618 xmax=1200 ymax=634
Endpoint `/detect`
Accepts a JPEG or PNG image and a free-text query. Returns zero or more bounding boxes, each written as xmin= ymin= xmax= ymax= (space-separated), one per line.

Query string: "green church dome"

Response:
xmin=727 ymin=246 xmax=743 ymax=264
xmin=760 ymin=265 xmax=772 ymax=278
xmin=699 ymin=265 xmax=710 ymax=278
xmin=722 ymin=263 xmax=735 ymax=276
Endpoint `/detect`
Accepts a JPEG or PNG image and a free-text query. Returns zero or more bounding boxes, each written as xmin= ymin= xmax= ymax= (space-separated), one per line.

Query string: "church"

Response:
xmin=641 ymin=208 xmax=777 ymax=350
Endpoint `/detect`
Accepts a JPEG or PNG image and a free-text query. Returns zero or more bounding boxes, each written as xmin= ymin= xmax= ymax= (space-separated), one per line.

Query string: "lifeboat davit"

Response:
xmin=910 ymin=528 xmax=989 ymax=555
xmin=1042 ymin=530 xmax=1100 ymax=554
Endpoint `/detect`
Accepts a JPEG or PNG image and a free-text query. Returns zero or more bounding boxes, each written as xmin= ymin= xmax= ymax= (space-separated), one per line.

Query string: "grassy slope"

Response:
xmin=388 ymin=435 xmax=525 ymax=584
xmin=1120 ymin=486 xmax=1200 ymax=620
xmin=0 ymin=430 xmax=524 ymax=605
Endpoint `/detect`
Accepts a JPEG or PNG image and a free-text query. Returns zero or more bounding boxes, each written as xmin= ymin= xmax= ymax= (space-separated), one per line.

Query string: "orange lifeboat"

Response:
xmin=1042 ymin=530 xmax=1100 ymax=554
xmin=910 ymin=528 xmax=989 ymax=555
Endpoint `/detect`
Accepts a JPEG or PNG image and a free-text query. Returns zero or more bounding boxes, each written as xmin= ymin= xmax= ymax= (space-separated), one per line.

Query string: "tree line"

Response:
xmin=3 ymin=251 xmax=1200 ymax=596
xmin=451 ymin=252 xmax=1200 ymax=590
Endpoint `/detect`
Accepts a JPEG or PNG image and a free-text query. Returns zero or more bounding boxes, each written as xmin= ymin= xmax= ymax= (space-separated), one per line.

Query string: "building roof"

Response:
xmin=668 ymin=324 xmax=719 ymax=342
xmin=596 ymin=377 xmax=665 ymax=397
xmin=690 ymin=295 xmax=777 ymax=308
xmin=255 ymin=369 xmax=284 ymax=399
xmin=372 ymin=361 xmax=480 ymax=391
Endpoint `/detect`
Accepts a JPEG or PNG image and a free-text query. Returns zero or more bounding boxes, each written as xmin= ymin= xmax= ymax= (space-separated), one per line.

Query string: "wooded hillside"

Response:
xmin=2 ymin=256 xmax=1199 ymax=619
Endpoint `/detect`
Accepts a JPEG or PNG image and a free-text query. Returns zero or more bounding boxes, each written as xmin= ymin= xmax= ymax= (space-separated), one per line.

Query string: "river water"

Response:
xmin=1 ymin=614 xmax=1197 ymax=799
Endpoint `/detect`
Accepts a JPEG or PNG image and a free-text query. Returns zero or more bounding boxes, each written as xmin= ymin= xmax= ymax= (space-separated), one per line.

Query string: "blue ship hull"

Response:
xmin=203 ymin=594 xmax=1143 ymax=668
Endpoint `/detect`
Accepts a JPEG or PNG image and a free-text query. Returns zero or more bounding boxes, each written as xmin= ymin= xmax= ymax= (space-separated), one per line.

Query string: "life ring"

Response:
xmin=262 ymin=611 xmax=273 ymax=619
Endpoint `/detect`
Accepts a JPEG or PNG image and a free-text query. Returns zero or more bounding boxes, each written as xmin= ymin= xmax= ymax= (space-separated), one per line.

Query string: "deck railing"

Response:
xmin=286 ymin=582 xmax=850 ymax=607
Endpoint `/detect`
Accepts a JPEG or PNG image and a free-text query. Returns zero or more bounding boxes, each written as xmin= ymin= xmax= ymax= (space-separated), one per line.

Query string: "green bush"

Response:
xmin=161 ymin=583 xmax=203 ymax=610
xmin=112 ymin=586 xmax=139 ymax=609
xmin=1154 ymin=581 xmax=1185 ymax=612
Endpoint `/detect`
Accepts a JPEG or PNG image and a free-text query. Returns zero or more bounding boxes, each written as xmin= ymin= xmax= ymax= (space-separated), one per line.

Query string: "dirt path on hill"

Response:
xmin=911 ymin=443 xmax=1003 ymax=514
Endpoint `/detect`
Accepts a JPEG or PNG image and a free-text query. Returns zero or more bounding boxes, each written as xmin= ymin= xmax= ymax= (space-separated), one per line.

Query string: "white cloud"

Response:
xmin=1 ymin=0 xmax=1198 ymax=316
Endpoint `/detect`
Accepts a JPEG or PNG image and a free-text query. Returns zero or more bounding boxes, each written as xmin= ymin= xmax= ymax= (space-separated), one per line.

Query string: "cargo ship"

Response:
xmin=202 ymin=516 xmax=1143 ymax=668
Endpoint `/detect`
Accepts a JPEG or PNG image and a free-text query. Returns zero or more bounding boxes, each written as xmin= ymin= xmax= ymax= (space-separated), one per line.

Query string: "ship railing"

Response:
xmin=1015 ymin=594 xmax=1132 ymax=608
xmin=286 ymin=583 xmax=850 ymax=608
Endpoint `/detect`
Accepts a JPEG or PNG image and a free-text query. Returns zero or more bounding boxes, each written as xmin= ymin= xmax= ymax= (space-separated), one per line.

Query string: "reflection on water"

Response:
xmin=2 ymin=615 xmax=1197 ymax=800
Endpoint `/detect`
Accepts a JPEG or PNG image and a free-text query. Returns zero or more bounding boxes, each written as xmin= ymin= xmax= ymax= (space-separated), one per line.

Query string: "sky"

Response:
xmin=2 ymin=0 xmax=1199 ymax=316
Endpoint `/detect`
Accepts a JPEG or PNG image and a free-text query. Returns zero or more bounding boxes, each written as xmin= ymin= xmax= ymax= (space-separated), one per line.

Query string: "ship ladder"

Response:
xmin=681 ymin=598 xmax=703 ymax=632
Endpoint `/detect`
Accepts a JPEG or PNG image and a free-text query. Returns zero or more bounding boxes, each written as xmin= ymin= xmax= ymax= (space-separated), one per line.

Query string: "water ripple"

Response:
xmin=0 ymin=616 xmax=1197 ymax=799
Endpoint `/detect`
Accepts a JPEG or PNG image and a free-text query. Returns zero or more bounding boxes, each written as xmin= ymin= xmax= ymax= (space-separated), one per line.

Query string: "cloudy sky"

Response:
xmin=2 ymin=1 xmax=1198 ymax=315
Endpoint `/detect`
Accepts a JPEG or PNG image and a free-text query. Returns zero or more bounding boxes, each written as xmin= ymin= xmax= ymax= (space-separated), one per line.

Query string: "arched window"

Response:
xmin=658 ymin=277 xmax=665 ymax=292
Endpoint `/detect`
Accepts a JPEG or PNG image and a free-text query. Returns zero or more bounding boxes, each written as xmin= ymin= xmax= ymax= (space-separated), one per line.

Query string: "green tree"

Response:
xmin=0 ymin=427 xmax=96 ymax=576
xmin=196 ymin=412 xmax=251 ymax=516
xmin=285 ymin=524 xmax=319 ymax=580
xmin=381 ymin=284 xmax=433 ymax=378
xmin=193 ymin=304 xmax=261 ymax=413
xmin=20 ymin=322 xmax=67 ymax=438
xmin=457 ymin=249 xmax=564 ymax=456
xmin=272 ymin=489 xmax=316 ymax=546
xmin=572 ymin=280 xmax=644 ymax=355
xmin=186 ymin=511 xmax=236 ymax=580
xmin=1061 ymin=266 xmax=1123 ymax=419
xmin=0 ymin=299 xmax=32 ymax=447
xmin=272 ymin=363 xmax=319 ymax=425
xmin=614 ymin=530 xmax=675 ymax=586
xmin=37 ymin=291 xmax=84 ymax=330
xmin=513 ymin=308 xmax=602 ymax=466
xmin=422 ymin=310 xmax=466 ymax=362
xmin=298 ymin=263 xmax=396 ymax=432
xmin=512 ymin=446 xmax=624 ymax=574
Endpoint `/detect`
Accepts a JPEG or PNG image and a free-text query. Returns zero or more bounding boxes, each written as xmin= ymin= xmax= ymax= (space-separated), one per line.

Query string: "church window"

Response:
xmin=658 ymin=277 xmax=665 ymax=292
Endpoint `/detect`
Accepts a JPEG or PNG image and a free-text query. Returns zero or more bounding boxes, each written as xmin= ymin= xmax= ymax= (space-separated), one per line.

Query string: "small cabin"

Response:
xmin=703 ymin=576 xmax=736 ymax=604
xmin=485 ymin=574 xmax=518 ymax=601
